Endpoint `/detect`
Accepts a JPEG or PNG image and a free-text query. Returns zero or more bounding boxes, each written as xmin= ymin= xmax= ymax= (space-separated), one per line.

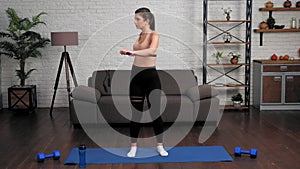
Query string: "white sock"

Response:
xmin=157 ymin=145 xmax=168 ymax=156
xmin=127 ymin=146 xmax=137 ymax=158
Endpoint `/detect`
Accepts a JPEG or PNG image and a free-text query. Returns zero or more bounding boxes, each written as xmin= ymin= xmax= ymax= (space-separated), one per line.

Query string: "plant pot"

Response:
xmin=259 ymin=21 xmax=268 ymax=29
xmin=233 ymin=101 xmax=242 ymax=108
xmin=230 ymin=57 xmax=239 ymax=64
xmin=283 ymin=0 xmax=292 ymax=8
xmin=8 ymin=85 xmax=37 ymax=113
xmin=265 ymin=1 xmax=274 ymax=8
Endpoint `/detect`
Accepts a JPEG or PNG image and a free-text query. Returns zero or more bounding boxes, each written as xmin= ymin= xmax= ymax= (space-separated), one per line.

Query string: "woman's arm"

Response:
xmin=132 ymin=48 xmax=157 ymax=57
xmin=132 ymin=32 xmax=160 ymax=57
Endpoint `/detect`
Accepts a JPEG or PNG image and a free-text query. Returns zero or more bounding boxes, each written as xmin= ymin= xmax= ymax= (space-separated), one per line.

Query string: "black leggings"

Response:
xmin=129 ymin=65 xmax=164 ymax=143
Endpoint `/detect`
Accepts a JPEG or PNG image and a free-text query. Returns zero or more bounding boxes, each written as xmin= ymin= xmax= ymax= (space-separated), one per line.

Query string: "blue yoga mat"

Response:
xmin=64 ymin=146 xmax=233 ymax=164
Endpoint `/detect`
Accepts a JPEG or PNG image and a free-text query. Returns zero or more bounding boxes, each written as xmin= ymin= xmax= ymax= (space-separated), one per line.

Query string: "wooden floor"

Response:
xmin=0 ymin=107 xmax=300 ymax=169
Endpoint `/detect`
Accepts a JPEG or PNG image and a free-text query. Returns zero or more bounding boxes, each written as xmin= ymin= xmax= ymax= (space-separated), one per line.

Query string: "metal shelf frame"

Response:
xmin=203 ymin=0 xmax=252 ymax=110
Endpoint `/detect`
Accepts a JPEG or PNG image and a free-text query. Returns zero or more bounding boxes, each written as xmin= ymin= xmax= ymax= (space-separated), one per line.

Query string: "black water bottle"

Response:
xmin=79 ymin=144 xmax=86 ymax=168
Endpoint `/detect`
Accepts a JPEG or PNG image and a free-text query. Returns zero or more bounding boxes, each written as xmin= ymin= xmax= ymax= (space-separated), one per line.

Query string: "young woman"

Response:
xmin=120 ymin=7 xmax=168 ymax=157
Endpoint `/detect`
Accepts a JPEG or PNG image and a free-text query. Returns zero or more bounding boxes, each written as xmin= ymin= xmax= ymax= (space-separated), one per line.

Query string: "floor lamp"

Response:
xmin=50 ymin=32 xmax=79 ymax=119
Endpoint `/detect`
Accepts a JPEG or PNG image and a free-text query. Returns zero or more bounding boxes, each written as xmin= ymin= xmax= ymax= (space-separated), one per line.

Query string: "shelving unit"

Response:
xmin=203 ymin=0 xmax=252 ymax=110
xmin=254 ymin=7 xmax=300 ymax=46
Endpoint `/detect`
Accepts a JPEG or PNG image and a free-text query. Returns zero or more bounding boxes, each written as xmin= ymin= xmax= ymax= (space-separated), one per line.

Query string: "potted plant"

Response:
xmin=231 ymin=93 xmax=243 ymax=108
xmin=227 ymin=52 xmax=241 ymax=64
xmin=212 ymin=51 xmax=223 ymax=64
xmin=221 ymin=7 xmax=232 ymax=21
xmin=223 ymin=32 xmax=232 ymax=43
xmin=0 ymin=8 xmax=50 ymax=112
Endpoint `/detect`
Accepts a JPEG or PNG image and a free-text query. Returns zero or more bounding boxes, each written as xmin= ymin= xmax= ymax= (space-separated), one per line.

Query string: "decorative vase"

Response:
xmin=216 ymin=57 xmax=220 ymax=64
xmin=259 ymin=21 xmax=268 ymax=29
xmin=226 ymin=14 xmax=230 ymax=21
xmin=265 ymin=1 xmax=274 ymax=8
xmin=267 ymin=17 xmax=275 ymax=29
xmin=284 ymin=0 xmax=292 ymax=7
xmin=296 ymin=1 xmax=300 ymax=7
xmin=230 ymin=57 xmax=239 ymax=64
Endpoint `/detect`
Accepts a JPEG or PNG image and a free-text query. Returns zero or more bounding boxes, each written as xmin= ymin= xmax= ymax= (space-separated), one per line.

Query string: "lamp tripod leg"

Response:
xmin=50 ymin=53 xmax=66 ymax=119
xmin=64 ymin=53 xmax=73 ymax=122
xmin=65 ymin=53 xmax=78 ymax=87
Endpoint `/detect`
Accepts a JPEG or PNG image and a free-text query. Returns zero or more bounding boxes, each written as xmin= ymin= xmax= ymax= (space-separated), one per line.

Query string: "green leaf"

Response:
xmin=16 ymin=69 xmax=26 ymax=80
xmin=0 ymin=41 xmax=18 ymax=56
xmin=31 ymin=12 xmax=47 ymax=28
xmin=6 ymin=8 xmax=20 ymax=32
xmin=0 ymin=32 xmax=13 ymax=38
xmin=25 ymin=69 xmax=37 ymax=79
xmin=0 ymin=52 xmax=14 ymax=58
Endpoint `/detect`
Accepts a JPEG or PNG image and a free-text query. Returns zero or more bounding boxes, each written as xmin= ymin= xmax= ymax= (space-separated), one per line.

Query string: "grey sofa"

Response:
xmin=70 ymin=69 xmax=219 ymax=126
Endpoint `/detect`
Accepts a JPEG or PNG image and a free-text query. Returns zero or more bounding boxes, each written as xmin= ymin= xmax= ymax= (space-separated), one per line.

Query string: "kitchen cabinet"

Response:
xmin=253 ymin=60 xmax=300 ymax=110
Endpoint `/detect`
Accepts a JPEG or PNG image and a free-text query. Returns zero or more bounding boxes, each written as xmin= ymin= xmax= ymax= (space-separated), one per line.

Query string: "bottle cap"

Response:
xmin=79 ymin=144 xmax=86 ymax=150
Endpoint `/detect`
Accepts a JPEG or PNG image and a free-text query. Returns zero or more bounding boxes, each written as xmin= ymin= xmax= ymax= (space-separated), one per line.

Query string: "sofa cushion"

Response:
xmin=71 ymin=85 xmax=101 ymax=103
xmin=91 ymin=69 xmax=198 ymax=96
xmin=184 ymin=85 xmax=218 ymax=101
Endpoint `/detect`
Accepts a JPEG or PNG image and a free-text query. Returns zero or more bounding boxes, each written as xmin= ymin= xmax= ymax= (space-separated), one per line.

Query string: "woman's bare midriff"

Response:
xmin=133 ymin=56 xmax=156 ymax=67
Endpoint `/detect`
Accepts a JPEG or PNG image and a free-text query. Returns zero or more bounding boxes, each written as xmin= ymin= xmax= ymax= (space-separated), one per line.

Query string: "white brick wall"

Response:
xmin=0 ymin=0 xmax=299 ymax=108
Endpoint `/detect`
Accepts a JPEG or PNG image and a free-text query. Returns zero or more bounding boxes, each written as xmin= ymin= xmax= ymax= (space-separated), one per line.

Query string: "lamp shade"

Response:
xmin=51 ymin=32 xmax=78 ymax=46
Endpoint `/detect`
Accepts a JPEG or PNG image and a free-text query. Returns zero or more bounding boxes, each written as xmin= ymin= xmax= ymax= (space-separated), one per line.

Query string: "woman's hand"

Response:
xmin=120 ymin=49 xmax=134 ymax=56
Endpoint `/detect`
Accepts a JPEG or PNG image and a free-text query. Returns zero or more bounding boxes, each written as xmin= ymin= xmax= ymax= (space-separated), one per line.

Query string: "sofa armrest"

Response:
xmin=184 ymin=85 xmax=218 ymax=101
xmin=71 ymin=85 xmax=101 ymax=104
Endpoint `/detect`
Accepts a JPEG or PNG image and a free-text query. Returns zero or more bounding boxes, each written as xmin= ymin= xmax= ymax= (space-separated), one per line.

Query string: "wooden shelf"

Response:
xmin=254 ymin=28 xmax=300 ymax=33
xmin=253 ymin=59 xmax=300 ymax=64
xmin=255 ymin=7 xmax=300 ymax=46
xmin=213 ymin=84 xmax=249 ymax=88
xmin=259 ymin=7 xmax=300 ymax=11
xmin=208 ymin=42 xmax=250 ymax=45
xmin=222 ymin=105 xmax=249 ymax=110
xmin=208 ymin=20 xmax=251 ymax=22
xmin=207 ymin=63 xmax=249 ymax=66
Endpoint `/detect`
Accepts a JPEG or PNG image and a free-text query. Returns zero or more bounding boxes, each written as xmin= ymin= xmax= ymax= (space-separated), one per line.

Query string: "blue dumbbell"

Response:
xmin=234 ymin=147 xmax=257 ymax=158
xmin=37 ymin=150 xmax=60 ymax=162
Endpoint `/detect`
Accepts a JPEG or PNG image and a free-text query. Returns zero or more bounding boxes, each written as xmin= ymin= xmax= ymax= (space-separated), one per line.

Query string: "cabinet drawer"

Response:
xmin=263 ymin=65 xmax=300 ymax=72
xmin=262 ymin=76 xmax=282 ymax=103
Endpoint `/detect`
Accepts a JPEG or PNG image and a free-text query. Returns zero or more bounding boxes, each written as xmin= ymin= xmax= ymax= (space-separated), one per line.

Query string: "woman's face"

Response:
xmin=134 ymin=13 xmax=148 ymax=29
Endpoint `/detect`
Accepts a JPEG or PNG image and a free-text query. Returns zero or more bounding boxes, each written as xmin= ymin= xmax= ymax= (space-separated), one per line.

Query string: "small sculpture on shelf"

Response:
xmin=227 ymin=52 xmax=241 ymax=64
xmin=296 ymin=1 xmax=300 ymax=8
xmin=265 ymin=1 xmax=274 ymax=8
xmin=283 ymin=0 xmax=292 ymax=8
xmin=223 ymin=32 xmax=232 ymax=43
xmin=259 ymin=21 xmax=268 ymax=29
xmin=231 ymin=93 xmax=243 ymax=108
xmin=267 ymin=16 xmax=276 ymax=29
xmin=212 ymin=51 xmax=223 ymax=64
xmin=222 ymin=7 xmax=232 ymax=21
